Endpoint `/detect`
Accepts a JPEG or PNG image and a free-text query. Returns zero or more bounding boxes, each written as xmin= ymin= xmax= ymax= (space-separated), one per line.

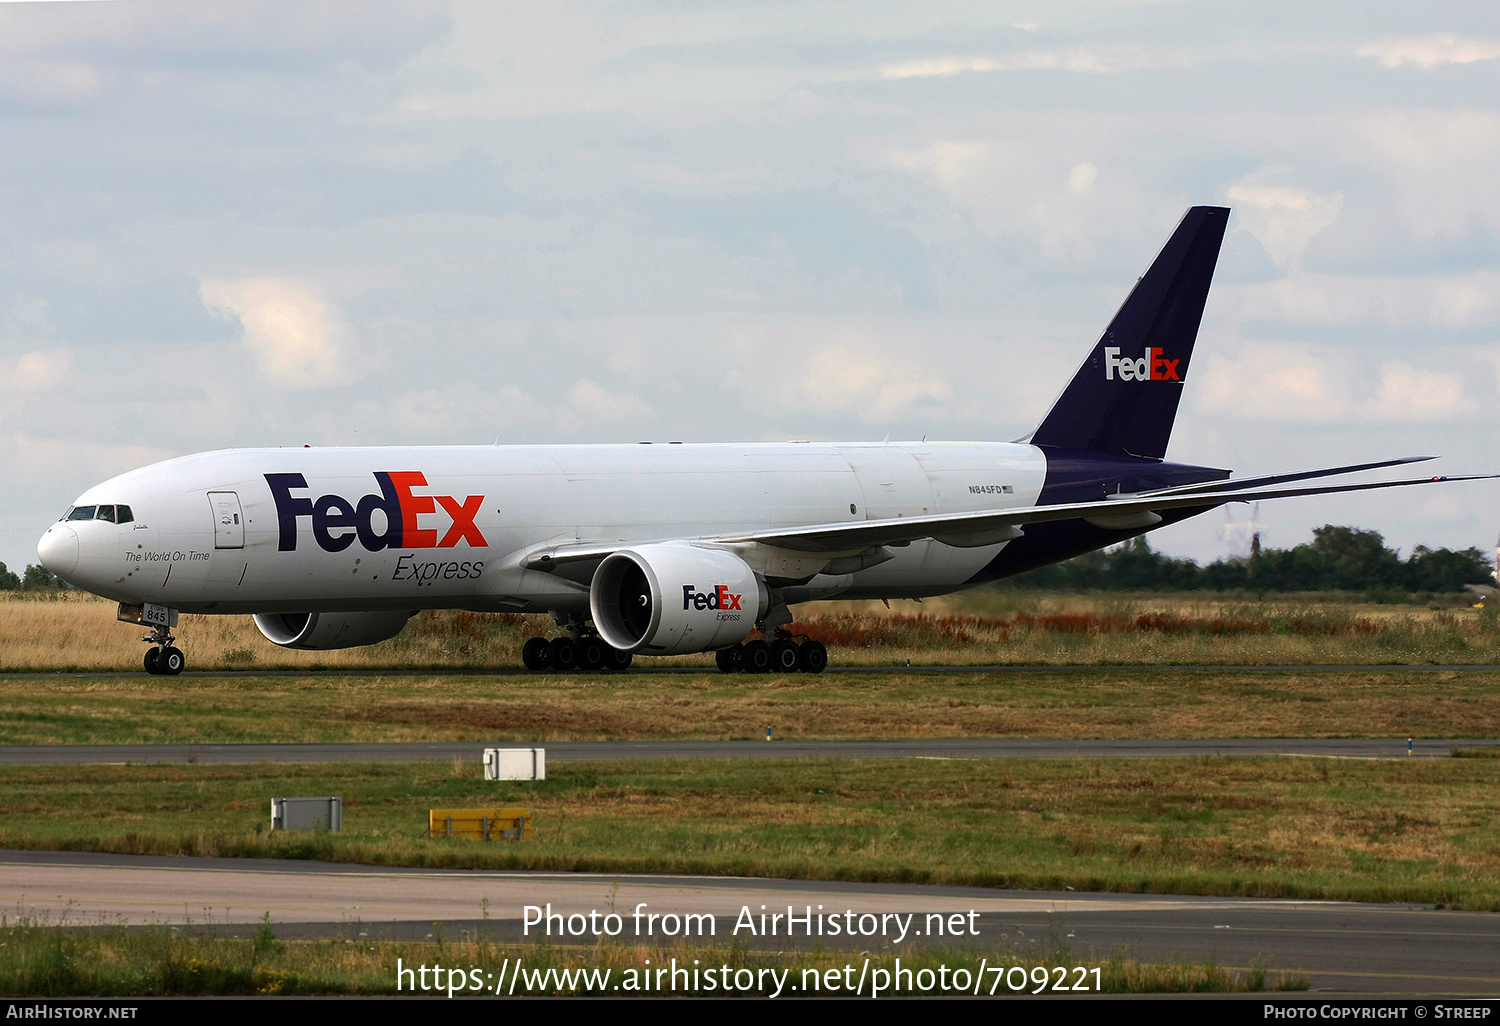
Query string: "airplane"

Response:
xmin=35 ymin=205 xmax=1491 ymax=676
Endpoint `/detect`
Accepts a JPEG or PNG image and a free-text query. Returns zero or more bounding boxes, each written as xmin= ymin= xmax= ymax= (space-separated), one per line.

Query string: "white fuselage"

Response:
xmin=39 ymin=441 xmax=1048 ymax=615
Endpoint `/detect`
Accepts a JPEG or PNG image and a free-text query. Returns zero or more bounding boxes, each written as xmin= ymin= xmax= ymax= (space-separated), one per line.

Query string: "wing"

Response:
xmin=720 ymin=472 xmax=1492 ymax=554
xmin=522 ymin=460 xmax=1493 ymax=574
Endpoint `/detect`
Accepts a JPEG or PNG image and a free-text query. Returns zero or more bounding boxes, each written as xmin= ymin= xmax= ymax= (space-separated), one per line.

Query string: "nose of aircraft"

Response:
xmin=37 ymin=524 xmax=78 ymax=578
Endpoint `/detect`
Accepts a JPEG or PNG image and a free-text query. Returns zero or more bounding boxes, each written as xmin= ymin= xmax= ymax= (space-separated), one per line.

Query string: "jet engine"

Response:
xmin=590 ymin=543 xmax=768 ymax=655
xmin=252 ymin=610 xmax=417 ymax=650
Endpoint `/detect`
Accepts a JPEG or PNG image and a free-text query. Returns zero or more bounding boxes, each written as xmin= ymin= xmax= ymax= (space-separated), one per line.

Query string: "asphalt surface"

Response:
xmin=1 ymin=849 xmax=1492 ymax=996
xmin=1 ymin=737 xmax=1497 ymax=765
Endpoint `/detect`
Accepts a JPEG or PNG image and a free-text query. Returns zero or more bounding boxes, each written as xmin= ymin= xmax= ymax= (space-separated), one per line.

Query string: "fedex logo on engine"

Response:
xmin=682 ymin=584 xmax=742 ymax=611
xmin=1104 ymin=346 xmax=1181 ymax=382
xmin=266 ymin=472 xmax=487 ymax=553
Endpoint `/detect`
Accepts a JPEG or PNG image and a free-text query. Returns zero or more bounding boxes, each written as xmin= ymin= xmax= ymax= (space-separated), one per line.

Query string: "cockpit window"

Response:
xmin=67 ymin=506 xmax=97 ymax=521
xmin=95 ymin=505 xmax=116 ymax=523
xmin=117 ymin=505 xmax=134 ymax=524
xmin=59 ymin=507 xmax=73 ymax=522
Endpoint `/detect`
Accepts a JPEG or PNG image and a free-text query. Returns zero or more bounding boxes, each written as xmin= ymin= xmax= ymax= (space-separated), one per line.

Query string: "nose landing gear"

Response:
xmin=120 ymin=604 xmax=185 ymax=676
xmin=142 ymin=626 xmax=185 ymax=676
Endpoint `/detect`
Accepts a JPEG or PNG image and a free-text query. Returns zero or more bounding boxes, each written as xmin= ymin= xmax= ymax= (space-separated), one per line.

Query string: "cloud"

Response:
xmin=0 ymin=349 xmax=74 ymax=393
xmin=567 ymin=379 xmax=656 ymax=425
xmin=767 ymin=343 xmax=952 ymax=422
xmin=1225 ymin=270 xmax=1500 ymax=331
xmin=0 ymin=296 xmax=60 ymax=347
xmin=1356 ymin=34 xmax=1500 ymax=69
xmin=887 ymin=140 xmax=993 ymax=190
xmin=877 ymin=46 xmax=1197 ymax=79
xmin=0 ymin=1 xmax=450 ymax=72
xmin=1364 ymin=361 xmax=1476 ymax=422
xmin=1193 ymin=345 xmax=1353 ymax=424
xmin=5 ymin=432 xmax=170 ymax=484
xmin=198 ymin=278 xmax=356 ymax=389
xmin=0 ymin=60 xmax=102 ymax=106
xmin=879 ymin=56 xmax=1002 ymax=79
xmin=393 ymin=388 xmax=461 ymax=435
xmin=882 ymin=121 xmax=1161 ymax=262
xmin=388 ymin=382 xmax=564 ymax=437
xmin=1067 ymin=162 xmax=1098 ymax=198
xmin=1465 ymin=345 xmax=1500 ymax=399
xmin=1226 ymin=172 xmax=1343 ymax=268
xmin=1345 ymin=112 xmax=1500 ymax=250
xmin=1193 ymin=346 xmax=1478 ymax=425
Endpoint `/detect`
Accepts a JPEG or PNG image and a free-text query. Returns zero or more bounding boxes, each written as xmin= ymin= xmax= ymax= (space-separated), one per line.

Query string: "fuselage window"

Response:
xmin=116 ymin=505 xmax=134 ymax=524
xmin=95 ymin=505 xmax=116 ymax=523
xmin=67 ymin=506 xmax=97 ymax=521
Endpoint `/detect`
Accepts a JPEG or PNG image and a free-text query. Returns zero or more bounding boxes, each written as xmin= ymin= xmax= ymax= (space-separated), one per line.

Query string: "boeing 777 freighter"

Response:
xmin=35 ymin=207 xmax=1489 ymax=675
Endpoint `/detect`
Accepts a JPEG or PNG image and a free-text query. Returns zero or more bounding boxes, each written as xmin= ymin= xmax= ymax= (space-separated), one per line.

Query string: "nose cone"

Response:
xmin=37 ymin=524 xmax=78 ymax=578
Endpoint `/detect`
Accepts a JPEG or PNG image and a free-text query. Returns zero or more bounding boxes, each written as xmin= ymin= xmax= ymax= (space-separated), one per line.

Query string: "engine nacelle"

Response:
xmin=253 ymin=610 xmax=416 ymax=650
xmin=590 ymin=543 xmax=768 ymax=655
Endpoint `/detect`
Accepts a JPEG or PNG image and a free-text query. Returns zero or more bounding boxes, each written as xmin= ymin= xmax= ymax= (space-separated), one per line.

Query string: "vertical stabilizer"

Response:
xmin=1029 ymin=205 xmax=1229 ymax=460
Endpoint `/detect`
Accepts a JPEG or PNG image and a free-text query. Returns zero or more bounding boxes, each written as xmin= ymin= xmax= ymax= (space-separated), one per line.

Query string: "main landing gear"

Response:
xmin=142 ymin=625 xmax=186 ymax=676
xmin=716 ymin=631 xmax=827 ymax=675
xmin=521 ymin=634 xmax=633 ymax=673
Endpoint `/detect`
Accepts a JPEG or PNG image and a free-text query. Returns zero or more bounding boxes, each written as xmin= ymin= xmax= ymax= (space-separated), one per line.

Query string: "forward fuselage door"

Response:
xmin=208 ymin=491 xmax=245 ymax=549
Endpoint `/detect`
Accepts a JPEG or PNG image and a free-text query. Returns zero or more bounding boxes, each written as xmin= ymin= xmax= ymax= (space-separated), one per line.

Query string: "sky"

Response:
xmin=2 ymin=0 xmax=1499 ymax=574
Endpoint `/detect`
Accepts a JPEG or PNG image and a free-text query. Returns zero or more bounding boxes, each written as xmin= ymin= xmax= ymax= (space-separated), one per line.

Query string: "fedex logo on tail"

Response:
xmin=1104 ymin=346 xmax=1181 ymax=382
xmin=266 ymin=472 xmax=487 ymax=553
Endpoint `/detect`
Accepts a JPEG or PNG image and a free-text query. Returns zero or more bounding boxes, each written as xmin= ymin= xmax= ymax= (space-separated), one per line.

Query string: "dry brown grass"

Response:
xmin=6 ymin=592 xmax=1500 ymax=672
xmin=0 ymin=595 xmax=554 ymax=672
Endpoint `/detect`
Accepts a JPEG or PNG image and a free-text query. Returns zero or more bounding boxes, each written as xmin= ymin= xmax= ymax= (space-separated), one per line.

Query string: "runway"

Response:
xmin=1 ymin=849 xmax=1493 ymax=996
xmin=0 ymin=737 xmax=1495 ymax=764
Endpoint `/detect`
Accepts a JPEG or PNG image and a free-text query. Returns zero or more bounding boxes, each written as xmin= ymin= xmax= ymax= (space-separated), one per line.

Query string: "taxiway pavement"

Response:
xmin=1 ymin=850 xmax=1493 ymax=996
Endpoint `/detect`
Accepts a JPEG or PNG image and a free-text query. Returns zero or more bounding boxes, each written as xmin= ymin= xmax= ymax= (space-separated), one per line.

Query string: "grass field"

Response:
xmin=0 ymin=919 xmax=1295 ymax=996
xmin=0 ymin=758 xmax=1496 ymax=909
xmin=1 ymin=592 xmax=1491 ymax=996
xmin=4 ymin=590 xmax=1500 ymax=671
xmin=0 ymin=667 xmax=1495 ymax=744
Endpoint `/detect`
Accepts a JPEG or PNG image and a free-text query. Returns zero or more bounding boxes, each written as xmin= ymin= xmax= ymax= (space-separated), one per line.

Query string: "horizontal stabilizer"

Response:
xmin=1134 ymin=456 xmax=1436 ymax=498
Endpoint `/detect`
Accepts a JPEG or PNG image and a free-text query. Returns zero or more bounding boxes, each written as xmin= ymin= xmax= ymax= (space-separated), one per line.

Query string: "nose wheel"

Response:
xmin=142 ymin=627 xmax=185 ymax=676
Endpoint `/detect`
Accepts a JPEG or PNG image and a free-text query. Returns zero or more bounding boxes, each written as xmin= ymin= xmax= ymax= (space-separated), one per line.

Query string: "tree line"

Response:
xmin=1006 ymin=526 xmax=1494 ymax=594
xmin=0 ymin=563 xmax=65 ymax=591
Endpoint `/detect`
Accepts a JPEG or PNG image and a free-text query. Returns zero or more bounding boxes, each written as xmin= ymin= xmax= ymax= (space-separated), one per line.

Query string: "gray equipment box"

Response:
xmin=272 ymin=796 xmax=343 ymax=832
xmin=483 ymin=748 xmax=546 ymax=780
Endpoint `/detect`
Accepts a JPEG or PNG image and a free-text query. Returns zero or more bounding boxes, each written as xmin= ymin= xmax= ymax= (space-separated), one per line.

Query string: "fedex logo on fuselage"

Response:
xmin=683 ymin=584 xmax=742 ymax=611
xmin=266 ymin=472 xmax=487 ymax=553
xmin=1104 ymin=346 xmax=1180 ymax=382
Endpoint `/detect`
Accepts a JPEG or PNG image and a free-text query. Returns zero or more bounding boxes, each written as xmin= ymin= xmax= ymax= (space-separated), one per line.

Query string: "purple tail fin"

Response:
xmin=1029 ymin=205 xmax=1230 ymax=460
